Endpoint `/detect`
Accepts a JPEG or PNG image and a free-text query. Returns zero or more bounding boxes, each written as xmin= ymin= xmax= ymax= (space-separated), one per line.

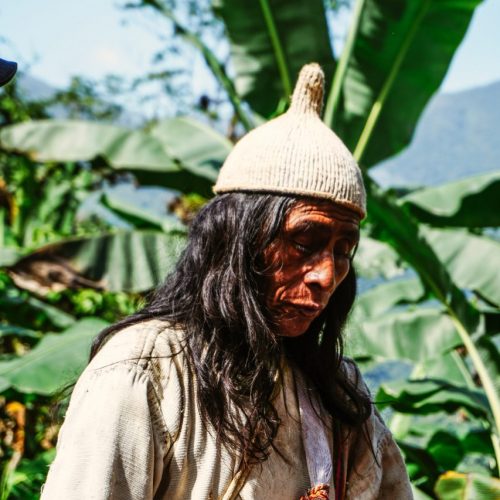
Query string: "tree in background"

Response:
xmin=0 ymin=1 xmax=499 ymax=498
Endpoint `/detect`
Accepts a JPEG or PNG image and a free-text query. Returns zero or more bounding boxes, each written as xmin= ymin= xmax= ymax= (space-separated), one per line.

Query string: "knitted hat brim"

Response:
xmin=214 ymin=185 xmax=365 ymax=219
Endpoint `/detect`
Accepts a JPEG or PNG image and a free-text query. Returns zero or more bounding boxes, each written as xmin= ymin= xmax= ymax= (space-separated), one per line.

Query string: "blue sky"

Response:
xmin=1 ymin=0 xmax=499 ymax=100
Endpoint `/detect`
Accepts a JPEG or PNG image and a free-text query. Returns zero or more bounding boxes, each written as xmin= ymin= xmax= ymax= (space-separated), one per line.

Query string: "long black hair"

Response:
xmin=90 ymin=193 xmax=371 ymax=467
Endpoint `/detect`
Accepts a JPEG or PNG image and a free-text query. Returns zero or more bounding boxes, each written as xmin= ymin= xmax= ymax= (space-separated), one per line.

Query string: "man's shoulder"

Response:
xmin=339 ymin=356 xmax=370 ymax=395
xmin=88 ymin=319 xmax=187 ymax=372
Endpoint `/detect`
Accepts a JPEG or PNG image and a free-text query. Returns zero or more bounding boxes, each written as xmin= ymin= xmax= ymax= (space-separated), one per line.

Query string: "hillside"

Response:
xmin=371 ymin=81 xmax=500 ymax=187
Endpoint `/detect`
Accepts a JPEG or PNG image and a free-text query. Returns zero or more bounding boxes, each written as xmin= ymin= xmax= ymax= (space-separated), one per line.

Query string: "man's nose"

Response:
xmin=304 ymin=253 xmax=336 ymax=293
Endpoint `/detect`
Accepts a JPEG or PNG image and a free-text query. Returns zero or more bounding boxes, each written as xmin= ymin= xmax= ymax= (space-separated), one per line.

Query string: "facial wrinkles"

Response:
xmin=267 ymin=202 xmax=359 ymax=312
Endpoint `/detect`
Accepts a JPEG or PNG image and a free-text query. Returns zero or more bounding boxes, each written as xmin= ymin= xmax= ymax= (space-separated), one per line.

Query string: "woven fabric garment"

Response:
xmin=296 ymin=370 xmax=333 ymax=499
xmin=41 ymin=321 xmax=413 ymax=499
xmin=214 ymin=63 xmax=366 ymax=219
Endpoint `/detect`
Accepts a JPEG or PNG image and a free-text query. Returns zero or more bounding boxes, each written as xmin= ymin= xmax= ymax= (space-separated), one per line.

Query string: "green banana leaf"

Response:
xmin=427 ymin=430 xmax=464 ymax=473
xmin=398 ymin=413 xmax=491 ymax=454
xmin=401 ymin=171 xmax=500 ymax=228
xmin=0 ymin=247 xmax=23 ymax=266
xmin=434 ymin=472 xmax=500 ymax=500
xmin=411 ymin=484 xmax=433 ymax=500
xmin=0 ymin=325 xmax=40 ymax=340
xmin=0 ymin=283 xmax=75 ymax=330
xmin=365 ymin=182 xmax=500 ymax=461
xmin=0 ymin=118 xmax=228 ymax=195
xmin=418 ymin=351 xmax=474 ymax=388
xmin=0 ymin=318 xmax=108 ymax=395
xmin=354 ymin=235 xmax=405 ymax=279
xmin=0 ymin=119 xmax=176 ymax=168
xmin=376 ymin=379 xmax=490 ymax=418
xmin=354 ymin=277 xmax=426 ymax=318
xmin=213 ymin=0 xmax=335 ymax=117
xmin=333 ymin=0 xmax=482 ymax=166
xmin=348 ymin=307 xmax=461 ymax=363
xmin=476 ymin=336 xmax=500 ymax=393
xmin=423 ymin=227 xmax=500 ymax=307
xmin=400 ymin=441 xmax=439 ymax=483
xmin=9 ymin=230 xmax=187 ymax=293
xmin=400 ymin=426 xmax=495 ymax=492
xmin=150 ymin=117 xmax=232 ymax=181
xmin=100 ymin=192 xmax=185 ymax=232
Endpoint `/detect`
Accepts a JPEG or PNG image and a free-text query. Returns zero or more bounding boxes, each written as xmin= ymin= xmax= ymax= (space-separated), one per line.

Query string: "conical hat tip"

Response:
xmin=289 ymin=63 xmax=324 ymax=115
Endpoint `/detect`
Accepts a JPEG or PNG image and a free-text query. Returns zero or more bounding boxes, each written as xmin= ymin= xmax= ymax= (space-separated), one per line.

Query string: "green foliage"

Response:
xmin=423 ymin=227 xmax=500 ymax=307
xmin=0 ymin=272 xmax=75 ymax=333
xmin=0 ymin=117 xmax=231 ymax=196
xmin=0 ymin=0 xmax=498 ymax=496
xmin=42 ymin=76 xmax=124 ymax=121
xmin=401 ymin=171 xmax=500 ymax=228
xmin=66 ymin=289 xmax=142 ymax=321
xmin=213 ymin=0 xmax=335 ymax=117
xmin=0 ymin=318 xmax=108 ymax=395
xmin=348 ymin=308 xmax=462 ymax=363
xmin=330 ymin=0 xmax=482 ymax=166
xmin=377 ymin=379 xmax=490 ymax=418
xmin=354 ymin=235 xmax=406 ymax=279
xmin=8 ymin=230 xmax=187 ymax=293
xmin=1 ymin=449 xmax=55 ymax=500
xmin=434 ymin=471 xmax=500 ymax=499
xmin=353 ymin=277 xmax=425 ymax=318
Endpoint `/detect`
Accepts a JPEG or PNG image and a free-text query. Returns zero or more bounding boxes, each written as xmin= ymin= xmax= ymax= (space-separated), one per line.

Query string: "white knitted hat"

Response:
xmin=213 ymin=63 xmax=366 ymax=218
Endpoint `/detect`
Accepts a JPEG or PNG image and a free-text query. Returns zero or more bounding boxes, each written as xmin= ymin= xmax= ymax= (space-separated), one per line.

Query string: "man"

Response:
xmin=0 ymin=57 xmax=17 ymax=87
xmin=41 ymin=64 xmax=412 ymax=499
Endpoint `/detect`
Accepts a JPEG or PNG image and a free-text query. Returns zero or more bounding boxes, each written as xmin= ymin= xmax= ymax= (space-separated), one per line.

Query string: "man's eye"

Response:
xmin=334 ymin=240 xmax=356 ymax=259
xmin=292 ymin=240 xmax=313 ymax=254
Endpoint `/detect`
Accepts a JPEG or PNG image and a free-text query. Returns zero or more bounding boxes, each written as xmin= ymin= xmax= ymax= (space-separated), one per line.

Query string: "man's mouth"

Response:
xmin=284 ymin=302 xmax=324 ymax=318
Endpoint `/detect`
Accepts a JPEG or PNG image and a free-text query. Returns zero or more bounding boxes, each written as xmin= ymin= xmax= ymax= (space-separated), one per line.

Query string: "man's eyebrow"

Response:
xmin=340 ymin=228 xmax=360 ymax=241
xmin=288 ymin=220 xmax=360 ymax=240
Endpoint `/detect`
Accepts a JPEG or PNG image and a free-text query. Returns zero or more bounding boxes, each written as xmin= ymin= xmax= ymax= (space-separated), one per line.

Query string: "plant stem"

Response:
xmin=143 ymin=0 xmax=253 ymax=131
xmin=258 ymin=0 xmax=292 ymax=98
xmin=353 ymin=0 xmax=430 ymax=163
xmin=367 ymin=181 xmax=500 ymax=473
xmin=447 ymin=314 xmax=500 ymax=476
xmin=0 ymin=208 xmax=4 ymax=249
xmin=324 ymin=0 xmax=366 ymax=128
xmin=413 ymin=255 xmax=500 ymax=474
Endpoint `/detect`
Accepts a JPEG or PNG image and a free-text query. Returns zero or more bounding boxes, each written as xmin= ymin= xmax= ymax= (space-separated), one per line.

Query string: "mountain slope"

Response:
xmin=371 ymin=81 xmax=500 ymax=187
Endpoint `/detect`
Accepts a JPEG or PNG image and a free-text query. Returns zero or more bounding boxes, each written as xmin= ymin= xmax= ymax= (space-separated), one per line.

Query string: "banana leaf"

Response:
xmin=0 ymin=318 xmax=108 ymax=395
xmin=354 ymin=277 xmax=425 ymax=318
xmin=354 ymin=235 xmax=405 ymax=279
xmin=213 ymin=0 xmax=335 ymax=117
xmin=332 ymin=0 xmax=482 ymax=166
xmin=8 ymin=230 xmax=187 ymax=294
xmin=0 ymin=119 xmax=227 ymax=195
xmin=348 ymin=307 xmax=461 ymax=363
xmin=376 ymin=379 xmax=490 ymax=418
xmin=434 ymin=471 xmax=500 ymax=500
xmin=401 ymin=171 xmax=500 ymax=228
xmin=423 ymin=227 xmax=500 ymax=307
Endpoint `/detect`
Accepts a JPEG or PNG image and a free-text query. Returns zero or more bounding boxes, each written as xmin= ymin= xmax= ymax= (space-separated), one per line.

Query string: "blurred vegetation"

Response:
xmin=0 ymin=0 xmax=499 ymax=498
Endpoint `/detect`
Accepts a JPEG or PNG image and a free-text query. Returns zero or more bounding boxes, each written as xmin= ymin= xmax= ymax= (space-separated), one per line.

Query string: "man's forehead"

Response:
xmin=286 ymin=200 xmax=361 ymax=227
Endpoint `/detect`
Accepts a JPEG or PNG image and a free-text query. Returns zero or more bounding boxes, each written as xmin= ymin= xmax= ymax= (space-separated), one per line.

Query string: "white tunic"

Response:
xmin=41 ymin=320 xmax=412 ymax=499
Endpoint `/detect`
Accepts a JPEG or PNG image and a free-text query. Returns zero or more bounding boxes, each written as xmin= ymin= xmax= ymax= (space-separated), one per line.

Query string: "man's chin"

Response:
xmin=276 ymin=318 xmax=312 ymax=337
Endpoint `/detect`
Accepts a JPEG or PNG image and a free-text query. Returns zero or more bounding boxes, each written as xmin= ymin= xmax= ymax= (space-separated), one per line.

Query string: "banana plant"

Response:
xmin=214 ymin=0 xmax=498 ymax=474
xmin=0 ymin=0 xmax=498 ymax=492
xmin=0 ymin=117 xmax=230 ymax=197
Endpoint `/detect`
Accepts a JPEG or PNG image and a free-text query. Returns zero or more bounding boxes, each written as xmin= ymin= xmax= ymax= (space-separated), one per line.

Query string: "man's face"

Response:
xmin=263 ymin=200 xmax=360 ymax=337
